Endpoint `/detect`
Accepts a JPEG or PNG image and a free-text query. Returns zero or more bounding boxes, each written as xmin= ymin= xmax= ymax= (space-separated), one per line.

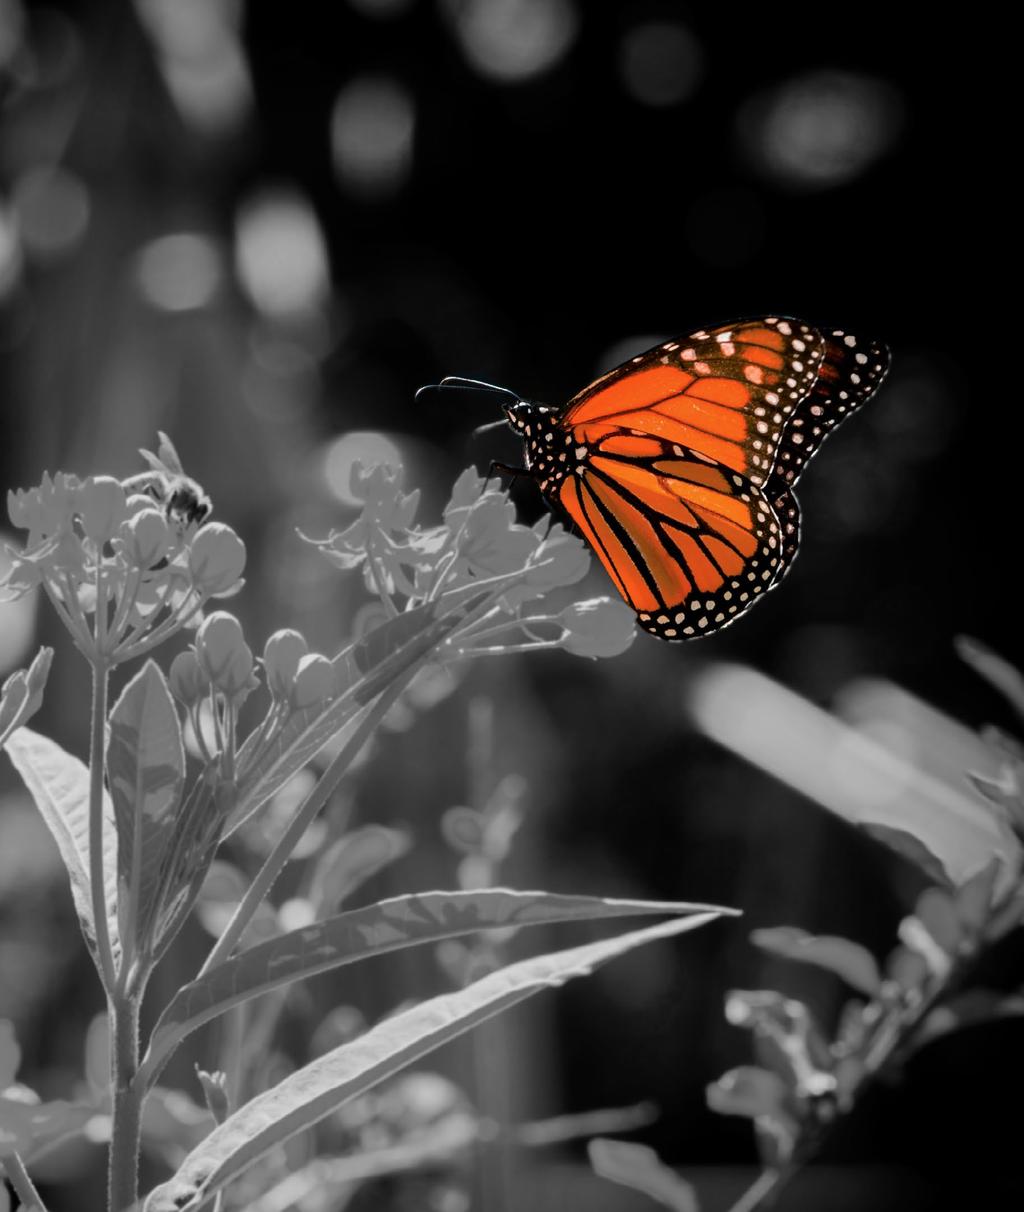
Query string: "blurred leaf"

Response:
xmin=514 ymin=1102 xmax=658 ymax=1147
xmin=898 ymin=912 xmax=954 ymax=980
xmin=886 ymin=944 xmax=929 ymax=994
xmin=862 ymin=823 xmax=954 ymax=888
xmin=913 ymin=888 xmax=962 ymax=952
xmin=308 ymin=825 xmax=411 ymax=915
xmin=141 ymin=1086 xmax=214 ymax=1166
xmin=985 ymin=890 xmax=1024 ymax=942
xmin=957 ymin=635 xmax=1024 ymax=719
xmin=751 ymin=927 xmax=882 ymax=997
xmin=965 ymin=768 xmax=1020 ymax=813
xmin=3 ymin=726 xmax=121 ymax=978
xmin=954 ymin=858 xmax=1000 ymax=934
xmin=589 ymin=1138 xmax=699 ymax=1211
xmin=141 ymin=890 xmax=732 ymax=1087
xmin=919 ymin=989 xmax=1024 ymax=1045
xmin=3 ymin=1096 xmax=97 ymax=1165
xmin=706 ymin=1066 xmax=791 ymax=1121
xmin=980 ymin=724 xmax=1024 ymax=762
xmin=0 ymin=1096 xmax=36 ymax=1156
xmin=143 ymin=914 xmax=719 ymax=1212
xmin=106 ymin=661 xmax=185 ymax=959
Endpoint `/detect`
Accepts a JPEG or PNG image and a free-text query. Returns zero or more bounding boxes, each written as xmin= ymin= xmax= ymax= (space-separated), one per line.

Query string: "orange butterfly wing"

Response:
xmin=556 ymin=431 xmax=785 ymax=638
xmin=537 ymin=317 xmax=888 ymax=639
xmin=562 ymin=317 xmax=826 ymax=489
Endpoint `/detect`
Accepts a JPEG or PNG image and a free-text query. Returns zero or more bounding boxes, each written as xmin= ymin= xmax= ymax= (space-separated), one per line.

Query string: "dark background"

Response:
xmin=1 ymin=3 xmax=1015 ymax=1210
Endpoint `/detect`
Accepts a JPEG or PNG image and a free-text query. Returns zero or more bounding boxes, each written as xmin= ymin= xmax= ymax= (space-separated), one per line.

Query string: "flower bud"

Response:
xmin=196 ymin=1068 xmax=231 ymax=1125
xmin=195 ymin=611 xmax=253 ymax=697
xmin=189 ymin=523 xmax=246 ymax=595
xmin=120 ymin=508 xmax=172 ymax=570
xmin=0 ymin=649 xmax=53 ymax=746
xmin=262 ymin=629 xmax=308 ymax=700
xmin=290 ymin=653 xmax=334 ymax=709
xmin=169 ymin=649 xmax=210 ymax=706
xmin=77 ymin=477 xmax=128 ymax=542
xmin=524 ymin=526 xmax=590 ymax=591
xmin=559 ymin=597 xmax=636 ymax=658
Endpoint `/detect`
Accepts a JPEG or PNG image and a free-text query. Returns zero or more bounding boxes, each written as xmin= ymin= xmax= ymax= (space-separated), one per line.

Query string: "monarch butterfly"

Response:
xmin=438 ymin=317 xmax=889 ymax=640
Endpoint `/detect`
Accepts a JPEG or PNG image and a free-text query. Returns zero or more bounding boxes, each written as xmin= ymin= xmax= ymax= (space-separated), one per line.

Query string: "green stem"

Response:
xmin=108 ymin=992 xmax=143 ymax=1212
xmin=196 ymin=666 xmax=423 ymax=979
xmin=724 ymin=1167 xmax=782 ymax=1212
xmin=89 ymin=661 xmax=117 ymax=994
xmin=3 ymin=1150 xmax=49 ymax=1211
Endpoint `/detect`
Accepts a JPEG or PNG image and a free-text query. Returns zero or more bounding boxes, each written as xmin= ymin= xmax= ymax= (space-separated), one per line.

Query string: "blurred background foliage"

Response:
xmin=0 ymin=1 xmax=1013 ymax=1209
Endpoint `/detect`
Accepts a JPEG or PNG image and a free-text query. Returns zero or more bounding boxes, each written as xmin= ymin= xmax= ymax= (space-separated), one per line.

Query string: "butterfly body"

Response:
xmin=500 ymin=317 xmax=889 ymax=640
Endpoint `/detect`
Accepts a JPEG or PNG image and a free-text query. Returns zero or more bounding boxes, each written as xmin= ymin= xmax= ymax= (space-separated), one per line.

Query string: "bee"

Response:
xmin=122 ymin=431 xmax=212 ymax=530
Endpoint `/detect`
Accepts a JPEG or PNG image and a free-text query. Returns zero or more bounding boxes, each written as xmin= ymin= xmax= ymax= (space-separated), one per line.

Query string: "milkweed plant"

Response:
xmin=1 ymin=446 xmax=1020 ymax=1212
xmin=0 ymin=446 xmax=732 ymax=1212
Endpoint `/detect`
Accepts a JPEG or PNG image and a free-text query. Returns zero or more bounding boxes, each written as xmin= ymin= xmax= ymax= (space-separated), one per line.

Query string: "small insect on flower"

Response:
xmin=121 ymin=432 xmax=212 ymax=531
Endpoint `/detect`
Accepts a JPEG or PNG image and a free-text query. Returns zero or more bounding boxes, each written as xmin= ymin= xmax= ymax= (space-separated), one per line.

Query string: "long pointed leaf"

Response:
xmin=107 ymin=661 xmax=185 ymax=958
xmin=144 ymin=913 xmax=720 ymax=1212
xmin=141 ymin=889 xmax=734 ymax=1088
xmin=4 ymin=726 xmax=121 ymax=974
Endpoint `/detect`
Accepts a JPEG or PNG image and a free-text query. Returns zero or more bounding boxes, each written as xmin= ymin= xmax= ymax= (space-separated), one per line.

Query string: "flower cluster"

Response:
xmin=2 ymin=462 xmax=245 ymax=665
xmin=306 ymin=463 xmax=636 ymax=660
xmin=169 ymin=614 xmax=344 ymax=782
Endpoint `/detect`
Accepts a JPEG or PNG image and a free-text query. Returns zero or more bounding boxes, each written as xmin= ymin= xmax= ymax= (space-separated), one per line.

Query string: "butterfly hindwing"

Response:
xmin=555 ymin=432 xmax=792 ymax=639
xmin=766 ymin=329 xmax=890 ymax=496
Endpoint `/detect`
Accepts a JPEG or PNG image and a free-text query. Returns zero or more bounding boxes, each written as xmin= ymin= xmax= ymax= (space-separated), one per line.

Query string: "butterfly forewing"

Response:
xmin=562 ymin=317 xmax=826 ymax=489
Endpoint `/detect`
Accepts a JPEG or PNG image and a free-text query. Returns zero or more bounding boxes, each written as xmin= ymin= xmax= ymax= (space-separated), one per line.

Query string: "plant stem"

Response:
xmin=197 ymin=666 xmax=423 ymax=978
xmin=108 ymin=991 xmax=143 ymax=1212
xmin=3 ymin=1150 xmax=49 ymax=1211
xmin=89 ymin=661 xmax=118 ymax=994
xmin=726 ymin=947 xmax=988 ymax=1212
xmin=725 ymin=1167 xmax=782 ymax=1212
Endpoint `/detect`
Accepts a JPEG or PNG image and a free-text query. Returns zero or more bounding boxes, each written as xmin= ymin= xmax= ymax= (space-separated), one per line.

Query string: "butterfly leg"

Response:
xmin=486 ymin=460 xmax=534 ymax=490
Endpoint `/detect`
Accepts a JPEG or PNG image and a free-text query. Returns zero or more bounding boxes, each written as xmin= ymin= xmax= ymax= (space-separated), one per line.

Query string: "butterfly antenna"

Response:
xmin=414 ymin=377 xmax=521 ymax=405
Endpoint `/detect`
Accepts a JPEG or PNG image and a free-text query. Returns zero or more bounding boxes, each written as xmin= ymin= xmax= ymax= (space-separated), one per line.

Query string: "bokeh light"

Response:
xmin=134 ymin=0 xmax=251 ymax=135
xmin=739 ymin=69 xmax=902 ymax=189
xmin=330 ymin=75 xmax=416 ymax=200
xmin=322 ymin=431 xmax=405 ymax=506
xmin=135 ymin=232 xmax=222 ymax=311
xmin=234 ymin=190 xmax=331 ymax=318
xmin=442 ymin=0 xmax=578 ymax=83
xmin=11 ymin=165 xmax=90 ymax=259
xmin=618 ymin=21 xmax=703 ymax=107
